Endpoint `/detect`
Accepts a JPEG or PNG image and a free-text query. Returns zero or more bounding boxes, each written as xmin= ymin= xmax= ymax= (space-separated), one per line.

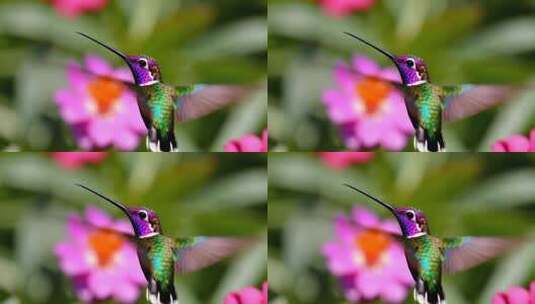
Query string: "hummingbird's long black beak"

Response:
xmin=75 ymin=184 xmax=133 ymax=222
xmin=343 ymin=184 xmax=397 ymax=215
xmin=343 ymin=32 xmax=397 ymax=64
xmin=76 ymin=32 xmax=129 ymax=62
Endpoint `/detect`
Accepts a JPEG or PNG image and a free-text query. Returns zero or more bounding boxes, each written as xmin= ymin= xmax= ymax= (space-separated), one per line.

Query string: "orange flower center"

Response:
xmin=355 ymin=77 xmax=391 ymax=115
xmin=355 ymin=230 xmax=391 ymax=267
xmin=87 ymin=77 xmax=125 ymax=115
xmin=88 ymin=229 xmax=125 ymax=267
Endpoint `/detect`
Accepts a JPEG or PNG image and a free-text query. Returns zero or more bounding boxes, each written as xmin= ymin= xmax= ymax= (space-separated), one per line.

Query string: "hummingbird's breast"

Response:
xmin=140 ymin=83 xmax=176 ymax=133
xmin=137 ymin=234 xmax=176 ymax=287
xmin=404 ymin=83 xmax=443 ymax=133
xmin=404 ymin=235 xmax=444 ymax=285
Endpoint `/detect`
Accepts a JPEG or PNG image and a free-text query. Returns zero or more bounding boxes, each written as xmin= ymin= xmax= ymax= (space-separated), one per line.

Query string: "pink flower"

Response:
xmin=224 ymin=282 xmax=268 ymax=304
xmin=44 ymin=0 xmax=109 ymax=18
xmin=319 ymin=152 xmax=374 ymax=169
xmin=322 ymin=55 xmax=414 ymax=151
xmin=491 ymin=129 xmax=535 ymax=152
xmin=55 ymin=55 xmax=146 ymax=151
xmin=491 ymin=282 xmax=535 ymax=304
xmin=321 ymin=207 xmax=413 ymax=303
xmin=55 ymin=207 xmax=146 ymax=303
xmin=50 ymin=152 xmax=107 ymax=169
xmin=316 ymin=0 xmax=376 ymax=17
xmin=224 ymin=129 xmax=268 ymax=152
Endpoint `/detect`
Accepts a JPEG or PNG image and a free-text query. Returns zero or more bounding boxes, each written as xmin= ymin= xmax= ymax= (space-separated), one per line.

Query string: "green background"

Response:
xmin=0 ymin=152 xmax=267 ymax=303
xmin=268 ymin=152 xmax=535 ymax=303
xmin=268 ymin=0 xmax=535 ymax=151
xmin=0 ymin=0 xmax=267 ymax=151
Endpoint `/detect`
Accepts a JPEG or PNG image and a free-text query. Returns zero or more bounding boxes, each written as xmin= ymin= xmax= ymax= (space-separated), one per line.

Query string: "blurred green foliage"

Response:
xmin=0 ymin=152 xmax=267 ymax=303
xmin=0 ymin=0 xmax=267 ymax=151
xmin=268 ymin=0 xmax=535 ymax=151
xmin=268 ymin=152 xmax=535 ymax=303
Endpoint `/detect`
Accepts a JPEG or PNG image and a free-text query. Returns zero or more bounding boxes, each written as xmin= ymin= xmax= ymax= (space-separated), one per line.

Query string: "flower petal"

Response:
xmin=55 ymin=243 xmax=90 ymax=275
xmin=357 ymin=119 xmax=382 ymax=147
xmin=87 ymin=118 xmax=116 ymax=148
xmin=88 ymin=270 xmax=115 ymax=299
xmin=352 ymin=207 xmax=379 ymax=228
xmin=491 ymin=294 xmax=507 ymax=304
xmin=85 ymin=55 xmax=113 ymax=76
xmin=352 ymin=55 xmax=380 ymax=76
xmin=381 ymin=129 xmax=409 ymax=151
xmin=112 ymin=279 xmax=141 ymax=303
xmin=55 ymin=90 xmax=91 ymax=124
xmin=355 ymin=270 xmax=382 ymax=299
xmin=113 ymin=129 xmax=140 ymax=151
xmin=380 ymin=280 xmax=409 ymax=303
xmin=505 ymin=287 xmax=530 ymax=304
xmin=322 ymin=90 xmax=358 ymax=124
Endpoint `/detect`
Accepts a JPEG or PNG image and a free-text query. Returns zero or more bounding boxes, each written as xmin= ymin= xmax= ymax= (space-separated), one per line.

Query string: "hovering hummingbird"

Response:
xmin=76 ymin=184 xmax=251 ymax=304
xmin=344 ymin=32 xmax=520 ymax=152
xmin=77 ymin=32 xmax=251 ymax=152
xmin=344 ymin=184 xmax=518 ymax=304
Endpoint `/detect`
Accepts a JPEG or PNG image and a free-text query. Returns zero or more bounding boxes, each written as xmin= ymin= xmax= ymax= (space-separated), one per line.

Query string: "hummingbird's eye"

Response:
xmin=406 ymin=58 xmax=415 ymax=68
xmin=138 ymin=210 xmax=148 ymax=220
xmin=406 ymin=210 xmax=415 ymax=220
xmin=138 ymin=59 xmax=148 ymax=68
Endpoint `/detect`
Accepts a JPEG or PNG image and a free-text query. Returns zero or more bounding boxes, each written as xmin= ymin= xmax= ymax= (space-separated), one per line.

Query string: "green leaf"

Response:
xmin=0 ymin=3 xmax=105 ymax=50
xmin=283 ymin=208 xmax=331 ymax=273
xmin=477 ymin=237 xmax=535 ymax=304
xmin=478 ymin=90 xmax=535 ymax=151
xmin=128 ymin=0 xmax=164 ymax=42
xmin=268 ymin=154 xmax=371 ymax=204
xmin=211 ymin=85 xmax=267 ymax=151
xmin=461 ymin=17 xmax=535 ymax=57
xmin=456 ymin=169 xmax=535 ymax=210
xmin=185 ymin=169 xmax=267 ymax=210
xmin=185 ymin=18 xmax=267 ymax=59
xmin=210 ymin=239 xmax=267 ymax=304
xmin=269 ymin=3 xmax=366 ymax=50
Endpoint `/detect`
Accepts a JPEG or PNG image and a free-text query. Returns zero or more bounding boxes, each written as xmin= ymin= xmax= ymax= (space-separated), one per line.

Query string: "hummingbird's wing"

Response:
xmin=442 ymin=236 xmax=519 ymax=273
xmin=441 ymin=84 xmax=520 ymax=122
xmin=174 ymin=236 xmax=252 ymax=273
xmin=174 ymin=85 xmax=253 ymax=122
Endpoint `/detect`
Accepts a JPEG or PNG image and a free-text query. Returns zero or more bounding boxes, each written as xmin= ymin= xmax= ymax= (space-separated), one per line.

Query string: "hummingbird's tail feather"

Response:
xmin=414 ymin=127 xmax=445 ymax=152
xmin=146 ymin=127 xmax=179 ymax=152
xmin=413 ymin=280 xmax=446 ymax=304
xmin=146 ymin=279 xmax=178 ymax=304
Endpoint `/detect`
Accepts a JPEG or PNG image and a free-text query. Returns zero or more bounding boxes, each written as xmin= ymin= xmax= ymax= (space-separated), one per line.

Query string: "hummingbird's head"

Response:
xmin=393 ymin=55 xmax=429 ymax=86
xmin=391 ymin=207 xmax=429 ymax=238
xmin=125 ymin=55 xmax=161 ymax=86
xmin=126 ymin=207 xmax=162 ymax=238
xmin=343 ymin=32 xmax=429 ymax=87
xmin=77 ymin=32 xmax=161 ymax=87
xmin=344 ymin=184 xmax=429 ymax=238
xmin=76 ymin=184 xmax=161 ymax=238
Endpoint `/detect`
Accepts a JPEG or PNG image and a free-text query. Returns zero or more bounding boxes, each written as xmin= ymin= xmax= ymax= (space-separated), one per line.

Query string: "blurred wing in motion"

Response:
xmin=442 ymin=84 xmax=520 ymax=122
xmin=442 ymin=236 xmax=519 ymax=273
xmin=175 ymin=85 xmax=252 ymax=122
xmin=174 ymin=236 xmax=252 ymax=273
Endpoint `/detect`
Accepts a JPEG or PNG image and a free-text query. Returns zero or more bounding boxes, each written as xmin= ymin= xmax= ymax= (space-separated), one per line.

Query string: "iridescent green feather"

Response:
xmin=175 ymin=84 xmax=198 ymax=98
xmin=408 ymin=83 xmax=443 ymax=139
xmin=138 ymin=234 xmax=176 ymax=293
xmin=140 ymin=83 xmax=176 ymax=134
xmin=404 ymin=235 xmax=444 ymax=295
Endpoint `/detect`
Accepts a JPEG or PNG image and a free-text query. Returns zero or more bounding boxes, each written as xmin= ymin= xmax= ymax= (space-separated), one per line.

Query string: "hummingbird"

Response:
xmin=77 ymin=32 xmax=252 ymax=152
xmin=76 ymin=184 xmax=251 ymax=304
xmin=344 ymin=184 xmax=518 ymax=304
xmin=344 ymin=32 xmax=520 ymax=152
